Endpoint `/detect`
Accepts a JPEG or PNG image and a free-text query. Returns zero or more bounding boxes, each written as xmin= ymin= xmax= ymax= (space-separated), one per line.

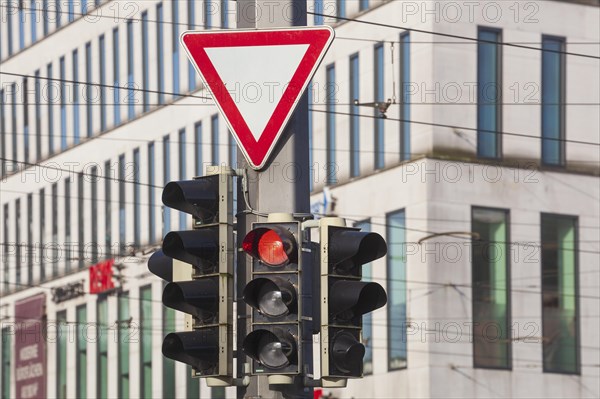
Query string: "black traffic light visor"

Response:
xmin=329 ymin=280 xmax=388 ymax=321
xmin=163 ymin=331 xmax=219 ymax=372
xmin=163 ymin=229 xmax=219 ymax=272
xmin=162 ymin=178 xmax=219 ymax=223
xmin=163 ymin=279 xmax=218 ymax=322
xmin=148 ymin=250 xmax=173 ymax=282
xmin=328 ymin=229 xmax=387 ymax=273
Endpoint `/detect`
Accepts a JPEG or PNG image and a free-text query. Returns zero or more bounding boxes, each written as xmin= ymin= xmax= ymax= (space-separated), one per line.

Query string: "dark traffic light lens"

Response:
xmin=258 ymin=230 xmax=288 ymax=266
xmin=257 ymin=332 xmax=295 ymax=369
xmin=257 ymin=283 xmax=293 ymax=317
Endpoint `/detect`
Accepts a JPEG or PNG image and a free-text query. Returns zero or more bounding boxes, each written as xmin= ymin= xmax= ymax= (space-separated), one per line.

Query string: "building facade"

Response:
xmin=1 ymin=0 xmax=599 ymax=398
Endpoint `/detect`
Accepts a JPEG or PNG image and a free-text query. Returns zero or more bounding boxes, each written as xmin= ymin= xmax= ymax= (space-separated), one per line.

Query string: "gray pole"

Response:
xmin=235 ymin=1 xmax=311 ymax=398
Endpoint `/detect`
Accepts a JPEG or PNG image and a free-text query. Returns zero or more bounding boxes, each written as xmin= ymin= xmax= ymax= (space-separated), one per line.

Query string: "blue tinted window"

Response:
xmin=99 ymin=34 xmax=107 ymax=131
xmin=400 ymin=33 xmax=411 ymax=160
xmin=148 ymin=142 xmax=156 ymax=242
xmin=387 ymin=210 xmax=407 ymax=370
xmin=349 ymin=54 xmax=360 ymax=177
xmin=204 ymin=0 xmax=212 ymax=29
xmin=336 ymin=0 xmax=345 ymax=18
xmin=221 ymin=0 xmax=228 ymax=28
xmin=195 ymin=122 xmax=203 ymax=176
xmin=308 ymin=86 xmax=314 ymax=191
xmin=172 ymin=1 xmax=180 ymax=96
xmin=113 ymin=28 xmax=121 ymax=125
xmin=71 ymin=49 xmax=80 ymax=143
xmin=81 ymin=0 xmax=87 ymax=13
xmin=34 ymin=71 xmax=41 ymax=160
xmin=359 ymin=0 xmax=368 ymax=11
xmin=314 ymin=0 xmax=323 ymax=25
xmin=133 ymin=149 xmax=141 ymax=247
xmin=0 ymin=90 xmax=4 ymax=175
xmin=43 ymin=0 xmax=49 ymax=36
xmin=23 ymin=78 xmax=29 ymax=162
xmin=188 ymin=0 xmax=197 ymax=91
xmin=47 ymin=63 xmax=54 ymax=155
xmin=30 ymin=0 xmax=37 ymax=42
xmin=7 ymin=3 xmax=13 ymax=56
xmin=61 ymin=56 xmax=69 ymax=149
xmin=326 ymin=64 xmax=336 ymax=185
xmin=68 ymin=0 xmax=74 ymax=21
xmin=85 ymin=42 xmax=93 ymax=137
xmin=229 ymin=133 xmax=237 ymax=167
xmin=374 ymin=43 xmax=384 ymax=169
xmin=179 ymin=129 xmax=187 ymax=229
xmin=118 ymin=154 xmax=126 ymax=250
xmin=54 ymin=0 xmax=61 ymax=27
xmin=542 ymin=37 xmax=565 ymax=166
xmin=157 ymin=3 xmax=165 ymax=104
xmin=11 ymin=84 xmax=16 ymax=171
xmin=211 ymin=115 xmax=219 ymax=165
xmin=163 ymin=135 xmax=171 ymax=234
xmin=142 ymin=12 xmax=150 ymax=112
xmin=18 ymin=5 xmax=25 ymax=50
xmin=477 ymin=28 xmax=501 ymax=158
xmin=127 ymin=20 xmax=135 ymax=120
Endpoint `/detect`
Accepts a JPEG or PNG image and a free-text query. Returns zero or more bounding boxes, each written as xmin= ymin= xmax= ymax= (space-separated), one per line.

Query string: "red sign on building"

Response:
xmin=89 ymin=259 xmax=117 ymax=294
xmin=14 ymin=293 xmax=47 ymax=399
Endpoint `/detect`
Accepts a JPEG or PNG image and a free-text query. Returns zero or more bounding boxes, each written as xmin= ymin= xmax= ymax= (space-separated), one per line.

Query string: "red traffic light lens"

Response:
xmin=258 ymin=230 xmax=288 ymax=267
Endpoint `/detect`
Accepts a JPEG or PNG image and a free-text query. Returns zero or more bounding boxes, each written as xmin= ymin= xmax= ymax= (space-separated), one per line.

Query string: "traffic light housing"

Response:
xmin=147 ymin=167 xmax=234 ymax=385
xmin=241 ymin=216 xmax=303 ymax=376
xmin=319 ymin=217 xmax=388 ymax=382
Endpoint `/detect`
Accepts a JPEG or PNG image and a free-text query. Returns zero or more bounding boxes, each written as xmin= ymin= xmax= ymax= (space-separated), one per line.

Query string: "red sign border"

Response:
xmin=181 ymin=27 xmax=335 ymax=170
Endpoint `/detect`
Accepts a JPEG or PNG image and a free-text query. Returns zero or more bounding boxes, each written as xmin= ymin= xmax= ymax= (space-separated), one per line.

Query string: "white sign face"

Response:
xmin=181 ymin=27 xmax=335 ymax=170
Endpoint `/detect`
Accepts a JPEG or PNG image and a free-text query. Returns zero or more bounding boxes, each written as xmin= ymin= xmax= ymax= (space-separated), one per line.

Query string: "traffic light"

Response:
xmin=147 ymin=167 xmax=234 ymax=385
xmin=319 ymin=217 xmax=388 ymax=383
xmin=241 ymin=214 xmax=302 ymax=376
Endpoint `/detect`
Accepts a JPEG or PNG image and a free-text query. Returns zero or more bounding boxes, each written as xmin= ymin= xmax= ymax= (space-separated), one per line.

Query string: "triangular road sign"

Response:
xmin=181 ymin=27 xmax=334 ymax=170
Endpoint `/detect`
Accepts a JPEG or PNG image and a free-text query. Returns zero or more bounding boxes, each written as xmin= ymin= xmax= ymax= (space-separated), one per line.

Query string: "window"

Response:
xmin=68 ymin=0 xmax=74 ymax=21
xmin=51 ymin=183 xmax=58 ymax=275
xmin=349 ymin=54 xmax=360 ymax=177
xmin=359 ymin=0 xmax=368 ymax=11
xmin=308 ymin=86 xmax=314 ymax=191
xmin=221 ymin=0 xmax=228 ymax=28
xmin=542 ymin=36 xmax=565 ymax=166
xmin=85 ymin=41 xmax=93 ymax=136
xmin=11 ymin=83 xmax=17 ymax=170
xmin=187 ymin=366 xmax=200 ymax=398
xmin=188 ymin=0 xmax=197 ymax=91
xmin=18 ymin=2 xmax=25 ymax=50
xmin=113 ymin=27 xmax=121 ymax=126
xmin=91 ymin=166 xmax=98 ymax=263
xmin=140 ymin=286 xmax=153 ymax=398
xmin=195 ymin=122 xmax=203 ymax=176
xmin=387 ymin=209 xmax=407 ymax=370
xmin=163 ymin=136 xmax=171 ymax=234
xmin=142 ymin=12 xmax=150 ymax=112
xmin=7 ymin=2 xmax=14 ymax=57
xmin=15 ymin=203 xmax=21 ymax=284
xmin=477 ymin=28 xmax=502 ymax=158
xmin=133 ymin=149 xmax=140 ymax=247
xmin=148 ymin=142 xmax=156 ymax=243
xmin=2 ymin=205 xmax=9 ymax=292
xmin=374 ymin=43 xmax=385 ymax=169
xmin=47 ymin=63 xmax=55 ymax=155
xmin=105 ymin=161 xmax=112 ymax=258
xmin=1 ymin=327 xmax=12 ymax=398
xmin=325 ymin=64 xmax=336 ymax=185
xmin=27 ymin=194 xmax=33 ymax=283
xmin=97 ymin=298 xmax=108 ymax=398
xmin=23 ymin=78 xmax=30 ymax=162
xmin=228 ymin=132 xmax=237 ymax=168
xmin=54 ymin=0 xmax=61 ymax=28
xmin=42 ymin=0 xmax=49 ymax=35
xmin=471 ymin=207 xmax=511 ymax=369
xmin=81 ymin=0 xmax=88 ymax=14
xmin=39 ymin=189 xmax=45 ymax=280
xmin=119 ymin=294 xmax=130 ymax=398
xmin=72 ymin=49 xmax=81 ymax=143
xmin=35 ymin=70 xmax=41 ymax=160
xmin=127 ymin=20 xmax=135 ymax=120
xmin=355 ymin=220 xmax=373 ymax=374
xmin=163 ymin=307 xmax=176 ymax=398
xmin=76 ymin=305 xmax=87 ymax=398
xmin=99 ymin=34 xmax=107 ymax=131
xmin=179 ymin=129 xmax=187 ymax=229
xmin=1 ymin=89 xmax=5 ymax=176
xmin=157 ymin=3 xmax=165 ymax=105
xmin=336 ymin=0 xmax=345 ymax=18
xmin=400 ymin=32 xmax=411 ymax=160
xmin=61 ymin=55 xmax=70 ymax=148
xmin=172 ymin=1 xmax=180 ymax=97
xmin=64 ymin=178 xmax=71 ymax=273
xmin=541 ymin=214 xmax=578 ymax=374
xmin=119 ymin=154 xmax=126 ymax=251
xmin=204 ymin=0 xmax=212 ymax=29
xmin=57 ymin=310 xmax=67 ymax=398
xmin=313 ymin=0 xmax=323 ymax=25
xmin=211 ymin=115 xmax=219 ymax=165
xmin=78 ymin=173 xmax=84 ymax=269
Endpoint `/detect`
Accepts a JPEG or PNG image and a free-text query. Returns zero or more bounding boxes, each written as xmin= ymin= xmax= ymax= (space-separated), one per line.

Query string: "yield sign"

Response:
xmin=181 ymin=27 xmax=335 ymax=170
